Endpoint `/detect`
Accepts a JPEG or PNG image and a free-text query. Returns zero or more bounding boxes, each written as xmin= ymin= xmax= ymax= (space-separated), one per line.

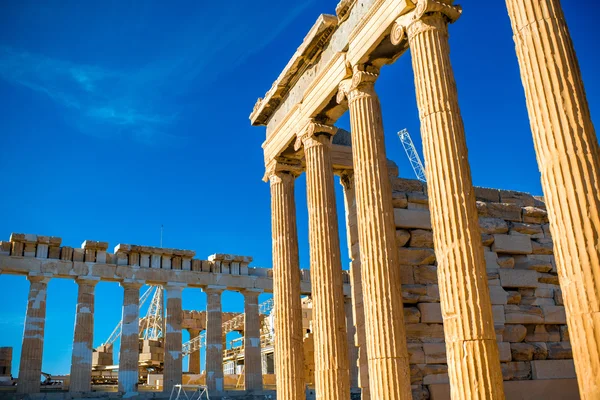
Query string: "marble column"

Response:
xmin=298 ymin=122 xmax=350 ymax=399
xmin=17 ymin=275 xmax=50 ymax=394
xmin=242 ymin=289 xmax=263 ymax=391
xmin=338 ymin=67 xmax=411 ymax=400
xmin=163 ymin=284 xmax=184 ymax=393
xmin=344 ymin=297 xmax=359 ymax=391
xmin=187 ymin=329 xmax=201 ymax=374
xmin=205 ymin=286 xmax=225 ymax=393
xmin=265 ymin=159 xmax=305 ymax=400
xmin=118 ymin=280 xmax=143 ymax=395
xmin=505 ymin=0 xmax=600 ymax=396
xmin=70 ymin=277 xmax=99 ymax=393
xmin=340 ymin=172 xmax=370 ymax=400
xmin=399 ymin=4 xmax=505 ymax=399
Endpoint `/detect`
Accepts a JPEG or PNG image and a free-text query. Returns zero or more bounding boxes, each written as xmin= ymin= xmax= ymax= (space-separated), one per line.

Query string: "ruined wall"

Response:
xmin=348 ymin=173 xmax=577 ymax=399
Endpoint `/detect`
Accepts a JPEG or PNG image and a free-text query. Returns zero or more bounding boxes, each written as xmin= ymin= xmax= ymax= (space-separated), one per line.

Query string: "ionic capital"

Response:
xmin=337 ymin=65 xmax=379 ymax=104
xmin=294 ymin=120 xmax=338 ymax=151
xmin=391 ymin=0 xmax=462 ymax=45
xmin=263 ymin=157 xmax=303 ymax=182
xmin=339 ymin=171 xmax=355 ymax=191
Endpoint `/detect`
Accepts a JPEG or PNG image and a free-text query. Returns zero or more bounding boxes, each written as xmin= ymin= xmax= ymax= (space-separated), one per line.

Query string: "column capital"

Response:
xmin=263 ymin=157 xmax=303 ymax=182
xmin=241 ymin=288 xmax=263 ymax=298
xmin=294 ymin=120 xmax=338 ymax=151
xmin=203 ymin=285 xmax=226 ymax=294
xmin=391 ymin=0 xmax=461 ymax=46
xmin=337 ymin=65 xmax=379 ymax=104
xmin=27 ymin=273 xmax=51 ymax=284
xmin=120 ymin=279 xmax=145 ymax=289
xmin=74 ymin=276 xmax=100 ymax=287
xmin=339 ymin=170 xmax=355 ymax=191
xmin=164 ymin=282 xmax=187 ymax=291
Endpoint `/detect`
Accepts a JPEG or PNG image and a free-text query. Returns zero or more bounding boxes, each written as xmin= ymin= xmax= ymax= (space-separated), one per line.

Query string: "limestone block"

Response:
xmin=48 ymin=246 xmax=60 ymax=259
xmin=404 ymin=307 xmax=421 ymax=323
xmin=489 ymin=286 xmax=509 ymax=305
xmin=414 ymin=265 xmax=437 ymax=284
xmin=505 ymin=305 xmax=544 ymax=324
xmin=395 ymin=229 xmax=410 ymax=247
xmin=398 ymin=248 xmax=436 ymax=265
xmin=498 ymin=342 xmax=512 ymax=362
xmin=554 ymin=289 xmax=563 ymax=306
xmin=405 ymin=324 xmax=445 ymax=343
xmin=492 ymin=234 xmax=532 ymax=254
xmin=547 ymin=342 xmax=572 ymax=359
xmin=513 ymin=255 xmax=553 ymax=272
xmin=221 ymin=262 xmax=230 ymax=274
xmin=423 ymin=343 xmax=446 ymax=364
xmin=409 ymin=229 xmax=434 ymax=248
xmin=497 ymin=256 xmax=515 ymax=268
xmin=392 ymin=191 xmax=408 ymax=208
xmin=531 ymin=238 xmax=554 ymax=255
xmin=423 ymin=373 xmax=449 ymax=385
xmin=418 ymin=303 xmax=442 ymax=324
xmin=182 ymin=258 xmax=192 ymax=271
xmin=560 ymin=326 xmax=569 ymax=342
xmin=479 ymin=217 xmax=509 ymax=234
xmin=23 ymin=242 xmax=36 ymax=257
xmin=541 ymin=306 xmax=566 ymax=324
xmin=402 ymin=285 xmax=427 ymax=304
xmin=0 ymin=241 xmax=10 ymax=255
xmin=524 ymin=325 xmax=552 ymax=342
xmin=475 ymin=187 xmax=500 ymax=202
xmin=542 ymin=224 xmax=552 ymax=238
xmin=522 ymin=207 xmax=549 ymax=224
xmin=501 ymin=361 xmax=531 ymax=380
xmin=392 ymin=178 xmax=424 ymax=193
xmin=510 ymin=343 xmax=534 ymax=361
xmin=394 ymin=208 xmax=432 ymax=230
xmin=509 ymin=222 xmax=543 ymax=236
xmin=202 ymin=260 xmax=212 ymax=272
xmin=425 ymin=285 xmax=440 ymax=302
xmin=480 ymin=202 xmax=523 ymax=222
xmin=60 ymin=246 xmax=73 ymax=261
xmin=531 ymin=342 xmax=548 ymax=360
xmin=407 ymin=191 xmax=428 ymax=205
xmin=531 ymin=359 xmax=575 ymax=379
xmin=73 ymin=248 xmax=84 ymax=262
xmin=504 ymin=325 xmax=527 ymax=342
xmin=499 ymin=269 xmax=538 ymax=288
xmin=171 ymin=256 xmax=182 ymax=269
xmin=11 ymin=241 xmax=23 ymax=256
xmin=499 ymin=190 xmax=536 ymax=207
xmin=507 ymin=291 xmax=521 ymax=304
xmin=538 ymin=273 xmax=559 ymax=285
xmin=535 ymin=288 xmax=553 ymax=298
xmin=481 ymin=234 xmax=494 ymax=246
xmin=400 ymin=264 xmax=415 ymax=284
xmin=140 ymin=254 xmax=150 ymax=267
xmin=492 ymin=305 xmax=505 ymax=325
xmin=521 ymin=297 xmax=555 ymax=306
xmin=407 ymin=344 xmax=425 ymax=364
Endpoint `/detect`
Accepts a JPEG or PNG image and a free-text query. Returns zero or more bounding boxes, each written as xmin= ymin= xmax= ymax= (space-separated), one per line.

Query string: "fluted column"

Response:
xmin=17 ymin=275 xmax=50 ymax=394
xmin=344 ymin=297 xmax=359 ymax=391
xmin=396 ymin=3 xmax=505 ymax=399
xmin=298 ymin=122 xmax=350 ymax=399
xmin=340 ymin=172 xmax=370 ymax=400
xmin=118 ymin=280 xmax=143 ymax=395
xmin=337 ymin=67 xmax=411 ymax=400
xmin=265 ymin=159 xmax=306 ymax=400
xmin=205 ymin=286 xmax=225 ymax=393
xmin=70 ymin=277 xmax=99 ymax=393
xmin=505 ymin=1 xmax=600 ymax=396
xmin=242 ymin=289 xmax=263 ymax=391
xmin=163 ymin=283 xmax=184 ymax=393
xmin=187 ymin=329 xmax=201 ymax=374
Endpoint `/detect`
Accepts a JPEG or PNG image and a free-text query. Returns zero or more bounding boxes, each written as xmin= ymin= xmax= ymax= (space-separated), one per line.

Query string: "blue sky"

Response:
xmin=0 ymin=1 xmax=598 ymax=376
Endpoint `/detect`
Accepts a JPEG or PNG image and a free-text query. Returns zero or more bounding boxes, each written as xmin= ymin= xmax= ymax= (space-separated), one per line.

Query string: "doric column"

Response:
xmin=242 ymin=289 xmax=263 ymax=391
xmin=118 ymin=280 xmax=143 ymax=395
xmin=265 ymin=159 xmax=305 ymax=400
xmin=338 ymin=67 xmax=411 ymax=400
xmin=17 ymin=274 xmax=50 ymax=394
xmin=187 ymin=329 xmax=201 ymax=374
xmin=70 ymin=277 xmax=99 ymax=393
xmin=340 ymin=172 xmax=370 ymax=400
xmin=163 ymin=283 xmax=185 ymax=393
xmin=296 ymin=121 xmax=350 ymax=399
xmin=392 ymin=2 xmax=505 ymax=398
xmin=205 ymin=286 xmax=225 ymax=393
xmin=344 ymin=297 xmax=359 ymax=391
xmin=505 ymin=1 xmax=600 ymax=396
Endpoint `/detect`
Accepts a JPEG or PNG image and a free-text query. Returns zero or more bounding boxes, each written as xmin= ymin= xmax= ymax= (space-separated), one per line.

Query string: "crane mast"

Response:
xmin=397 ymin=129 xmax=427 ymax=182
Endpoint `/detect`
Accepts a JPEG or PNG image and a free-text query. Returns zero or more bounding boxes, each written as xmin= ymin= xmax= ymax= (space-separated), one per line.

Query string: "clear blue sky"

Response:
xmin=0 ymin=1 xmax=598 ymax=376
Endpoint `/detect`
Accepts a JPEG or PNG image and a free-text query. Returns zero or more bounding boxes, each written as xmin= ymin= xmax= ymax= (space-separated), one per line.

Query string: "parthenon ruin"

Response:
xmin=1 ymin=0 xmax=599 ymax=399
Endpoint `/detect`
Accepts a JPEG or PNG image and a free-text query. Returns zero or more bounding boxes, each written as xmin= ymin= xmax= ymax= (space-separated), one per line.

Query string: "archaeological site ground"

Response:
xmin=1 ymin=0 xmax=599 ymax=399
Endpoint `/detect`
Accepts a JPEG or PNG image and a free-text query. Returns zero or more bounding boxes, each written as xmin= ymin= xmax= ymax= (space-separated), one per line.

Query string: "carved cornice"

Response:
xmin=337 ymin=65 xmax=380 ymax=104
xmin=263 ymin=157 xmax=303 ymax=182
xmin=294 ymin=120 xmax=338 ymax=151
xmin=391 ymin=0 xmax=462 ymax=45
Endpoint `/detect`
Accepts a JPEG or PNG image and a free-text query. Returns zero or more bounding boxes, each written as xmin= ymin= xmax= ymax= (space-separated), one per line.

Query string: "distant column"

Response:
xmin=187 ymin=329 xmax=201 ymax=374
xmin=345 ymin=297 xmax=359 ymax=391
xmin=70 ymin=277 xmax=99 ymax=393
xmin=265 ymin=159 xmax=306 ymax=400
xmin=299 ymin=121 xmax=350 ymax=399
xmin=505 ymin=0 xmax=600 ymax=396
xmin=340 ymin=172 xmax=370 ymax=400
xmin=205 ymin=286 xmax=225 ymax=393
xmin=17 ymin=274 xmax=50 ymax=394
xmin=118 ymin=280 xmax=143 ymax=395
xmin=242 ymin=289 xmax=263 ymax=391
xmin=163 ymin=283 xmax=185 ymax=393
xmin=338 ymin=66 xmax=411 ymax=400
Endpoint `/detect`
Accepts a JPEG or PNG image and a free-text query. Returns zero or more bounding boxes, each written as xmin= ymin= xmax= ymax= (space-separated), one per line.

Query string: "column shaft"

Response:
xmin=339 ymin=69 xmax=411 ymax=400
xmin=187 ymin=329 xmax=201 ymax=374
xmin=407 ymin=13 xmax=504 ymax=399
xmin=302 ymin=128 xmax=350 ymax=399
xmin=163 ymin=285 xmax=184 ymax=393
xmin=70 ymin=278 xmax=98 ymax=393
xmin=344 ymin=297 xmax=359 ymax=391
xmin=17 ymin=276 xmax=49 ymax=394
xmin=118 ymin=282 xmax=141 ymax=395
xmin=505 ymin=1 xmax=600 ymax=396
xmin=243 ymin=290 xmax=263 ymax=391
xmin=206 ymin=287 xmax=224 ymax=392
xmin=269 ymin=169 xmax=305 ymax=400
xmin=341 ymin=173 xmax=370 ymax=400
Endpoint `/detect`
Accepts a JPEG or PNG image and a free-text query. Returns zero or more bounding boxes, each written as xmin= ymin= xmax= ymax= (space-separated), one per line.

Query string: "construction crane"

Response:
xmin=102 ymin=285 xmax=156 ymax=346
xmin=398 ymin=129 xmax=427 ymax=182
xmin=141 ymin=286 xmax=164 ymax=340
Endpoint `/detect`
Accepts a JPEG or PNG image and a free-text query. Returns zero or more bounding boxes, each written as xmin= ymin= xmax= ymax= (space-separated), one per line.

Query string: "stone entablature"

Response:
xmin=0 ymin=236 xmax=350 ymax=295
